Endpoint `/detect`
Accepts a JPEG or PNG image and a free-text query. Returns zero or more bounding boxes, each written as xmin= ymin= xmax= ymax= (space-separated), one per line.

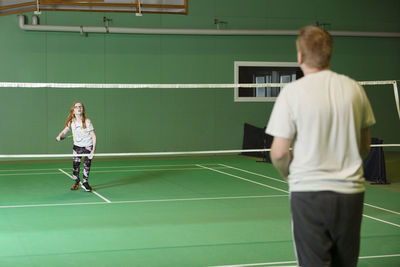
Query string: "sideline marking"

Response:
xmin=198 ymin=165 xmax=400 ymax=228
xmin=209 ymin=254 xmax=400 ymax=267
xmin=359 ymin=254 xmax=400 ymax=259
xmin=221 ymin=165 xmax=400 ymax=216
xmin=219 ymin=164 xmax=287 ymax=184
xmin=363 ymin=214 xmax=400 ymax=228
xmin=364 ymin=203 xmax=400 ymax=215
xmin=58 ymin=168 xmax=111 ymax=203
xmin=197 ymin=164 xmax=289 ymax=194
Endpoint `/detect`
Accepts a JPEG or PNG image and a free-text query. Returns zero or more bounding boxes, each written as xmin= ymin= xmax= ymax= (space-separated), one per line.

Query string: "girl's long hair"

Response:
xmin=64 ymin=102 xmax=87 ymax=129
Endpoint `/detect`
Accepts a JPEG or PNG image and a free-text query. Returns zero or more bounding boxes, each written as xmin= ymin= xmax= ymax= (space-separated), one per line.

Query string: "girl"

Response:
xmin=56 ymin=102 xmax=97 ymax=192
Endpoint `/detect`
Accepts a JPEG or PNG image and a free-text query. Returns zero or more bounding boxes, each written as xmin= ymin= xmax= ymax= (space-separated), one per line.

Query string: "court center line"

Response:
xmin=209 ymin=254 xmax=400 ymax=267
xmin=58 ymin=169 xmax=111 ymax=203
xmin=196 ymin=164 xmax=289 ymax=194
xmin=219 ymin=164 xmax=287 ymax=184
xmin=0 ymin=195 xmax=288 ymax=209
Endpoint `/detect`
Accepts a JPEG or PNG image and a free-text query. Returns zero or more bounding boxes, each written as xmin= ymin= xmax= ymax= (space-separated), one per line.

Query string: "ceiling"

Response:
xmin=0 ymin=0 xmax=188 ymax=16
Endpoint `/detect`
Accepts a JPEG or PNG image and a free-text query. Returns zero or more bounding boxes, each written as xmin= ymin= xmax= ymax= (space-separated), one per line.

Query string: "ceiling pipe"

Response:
xmin=18 ymin=15 xmax=400 ymax=38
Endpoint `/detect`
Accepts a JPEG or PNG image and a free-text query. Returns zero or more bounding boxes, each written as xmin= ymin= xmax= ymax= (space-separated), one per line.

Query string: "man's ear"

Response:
xmin=297 ymin=51 xmax=303 ymax=65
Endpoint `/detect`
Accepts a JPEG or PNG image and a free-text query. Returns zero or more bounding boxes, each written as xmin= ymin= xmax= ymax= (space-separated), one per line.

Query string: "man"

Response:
xmin=266 ymin=25 xmax=375 ymax=267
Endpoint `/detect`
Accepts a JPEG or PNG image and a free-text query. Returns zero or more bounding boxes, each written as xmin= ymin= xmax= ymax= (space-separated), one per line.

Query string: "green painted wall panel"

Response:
xmin=0 ymin=88 xmax=48 ymax=153
xmin=47 ymin=33 xmax=105 ymax=83
xmin=160 ymin=36 xmax=217 ymax=83
xmin=105 ymin=35 xmax=162 ymax=83
xmin=0 ymin=17 xmax=46 ymax=82
xmin=0 ymin=0 xmax=399 ymax=155
xmin=104 ymin=89 xmax=162 ymax=152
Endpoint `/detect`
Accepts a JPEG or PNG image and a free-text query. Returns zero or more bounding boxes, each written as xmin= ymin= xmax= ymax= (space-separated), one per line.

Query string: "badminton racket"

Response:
xmin=59 ymin=135 xmax=73 ymax=141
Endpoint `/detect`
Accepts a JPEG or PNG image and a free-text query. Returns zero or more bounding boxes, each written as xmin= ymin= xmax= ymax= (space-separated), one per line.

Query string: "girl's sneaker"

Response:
xmin=82 ymin=182 xmax=92 ymax=192
xmin=71 ymin=179 xmax=80 ymax=190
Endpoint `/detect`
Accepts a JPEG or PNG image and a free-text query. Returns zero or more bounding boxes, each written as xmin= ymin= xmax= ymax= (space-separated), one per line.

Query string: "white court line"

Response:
xmin=209 ymin=261 xmax=297 ymax=267
xmin=0 ymin=168 xmax=65 ymax=172
xmin=209 ymin=254 xmax=400 ymax=267
xmin=363 ymin=214 xmax=400 ymax=228
xmin=219 ymin=164 xmax=287 ymax=184
xmin=0 ymin=172 xmax=60 ymax=176
xmin=198 ymin=165 xmax=400 ymax=228
xmin=364 ymin=203 xmax=400 ymax=215
xmin=6 ymin=164 xmax=399 ymax=228
xmin=91 ymin=190 xmax=111 ymax=203
xmin=58 ymin=169 xmax=111 ymax=203
xmin=91 ymin=166 xmax=228 ymax=174
xmin=220 ymin=164 xmax=400 ymax=217
xmin=359 ymin=254 xmax=400 ymax=259
xmin=93 ymin=163 xmax=222 ymax=169
xmin=196 ymin=164 xmax=289 ymax=194
xmin=0 ymin=195 xmax=288 ymax=209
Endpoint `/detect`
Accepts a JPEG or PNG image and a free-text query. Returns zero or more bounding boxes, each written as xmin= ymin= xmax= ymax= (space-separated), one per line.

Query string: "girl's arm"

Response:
xmin=90 ymin=130 xmax=97 ymax=158
xmin=56 ymin=127 xmax=70 ymax=142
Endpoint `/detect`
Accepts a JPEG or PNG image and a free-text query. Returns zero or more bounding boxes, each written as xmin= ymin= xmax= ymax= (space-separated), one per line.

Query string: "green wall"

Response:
xmin=0 ymin=0 xmax=399 ymax=154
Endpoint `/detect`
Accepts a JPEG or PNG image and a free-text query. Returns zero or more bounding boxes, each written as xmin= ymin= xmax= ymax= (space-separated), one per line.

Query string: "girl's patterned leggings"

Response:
xmin=72 ymin=145 xmax=93 ymax=182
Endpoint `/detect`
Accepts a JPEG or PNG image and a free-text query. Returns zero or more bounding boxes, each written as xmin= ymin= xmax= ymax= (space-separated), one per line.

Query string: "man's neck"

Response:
xmin=301 ymin=64 xmax=329 ymax=76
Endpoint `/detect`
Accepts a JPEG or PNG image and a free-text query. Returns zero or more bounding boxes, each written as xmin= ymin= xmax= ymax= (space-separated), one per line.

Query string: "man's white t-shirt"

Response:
xmin=266 ymin=70 xmax=375 ymax=193
xmin=68 ymin=119 xmax=94 ymax=147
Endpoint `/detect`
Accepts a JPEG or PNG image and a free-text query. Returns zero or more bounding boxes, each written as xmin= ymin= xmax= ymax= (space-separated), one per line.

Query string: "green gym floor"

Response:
xmin=0 ymin=155 xmax=399 ymax=267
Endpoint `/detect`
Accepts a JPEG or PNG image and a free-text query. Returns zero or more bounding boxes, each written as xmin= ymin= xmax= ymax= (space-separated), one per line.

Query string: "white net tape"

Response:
xmin=0 ymin=80 xmax=397 ymax=88
xmin=0 ymin=145 xmax=399 ymax=159
xmin=0 ymin=149 xmax=262 ymax=158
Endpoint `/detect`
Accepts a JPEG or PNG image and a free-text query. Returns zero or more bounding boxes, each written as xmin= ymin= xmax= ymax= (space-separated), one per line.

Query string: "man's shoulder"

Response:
xmin=328 ymin=70 xmax=359 ymax=85
xmin=282 ymin=76 xmax=307 ymax=94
